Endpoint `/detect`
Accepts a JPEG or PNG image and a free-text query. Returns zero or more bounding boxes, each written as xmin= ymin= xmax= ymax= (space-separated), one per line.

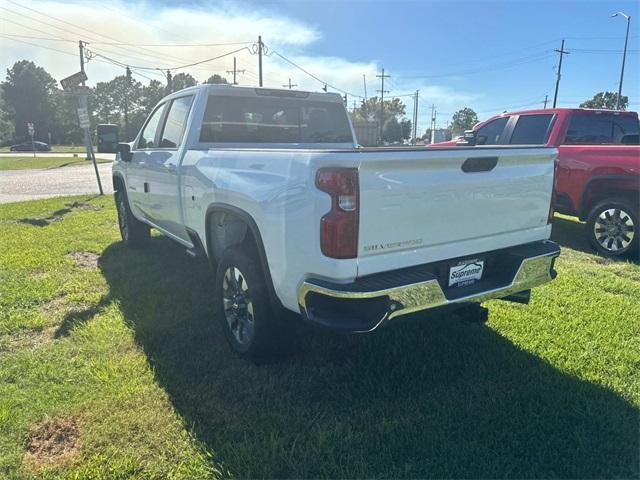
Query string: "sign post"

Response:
xmin=27 ymin=122 xmax=35 ymax=158
xmin=60 ymin=71 xmax=103 ymax=195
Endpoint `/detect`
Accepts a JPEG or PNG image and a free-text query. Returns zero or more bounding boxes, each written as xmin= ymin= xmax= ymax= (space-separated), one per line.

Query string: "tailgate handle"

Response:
xmin=461 ymin=156 xmax=498 ymax=173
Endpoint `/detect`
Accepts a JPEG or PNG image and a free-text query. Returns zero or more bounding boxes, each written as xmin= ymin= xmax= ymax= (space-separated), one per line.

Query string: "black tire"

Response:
xmin=215 ymin=245 xmax=292 ymax=362
xmin=114 ymin=189 xmax=150 ymax=247
xmin=586 ymin=197 xmax=639 ymax=258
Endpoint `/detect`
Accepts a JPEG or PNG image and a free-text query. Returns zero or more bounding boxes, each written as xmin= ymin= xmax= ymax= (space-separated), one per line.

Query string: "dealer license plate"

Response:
xmin=448 ymin=259 xmax=484 ymax=287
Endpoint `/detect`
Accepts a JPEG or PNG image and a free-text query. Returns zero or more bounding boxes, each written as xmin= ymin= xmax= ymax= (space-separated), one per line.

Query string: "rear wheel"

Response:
xmin=586 ymin=198 xmax=638 ymax=258
xmin=215 ymin=245 xmax=292 ymax=362
xmin=115 ymin=189 xmax=150 ymax=247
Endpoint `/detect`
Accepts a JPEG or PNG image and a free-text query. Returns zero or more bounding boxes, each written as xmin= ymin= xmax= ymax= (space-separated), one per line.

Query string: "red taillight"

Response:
xmin=316 ymin=168 xmax=359 ymax=259
xmin=548 ymin=157 xmax=558 ymax=224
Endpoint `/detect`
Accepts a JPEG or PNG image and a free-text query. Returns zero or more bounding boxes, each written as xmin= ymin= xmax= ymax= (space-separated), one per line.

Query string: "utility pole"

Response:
xmin=412 ymin=90 xmax=419 ymax=145
xmin=282 ymin=78 xmax=297 ymax=89
xmin=124 ymin=66 xmax=131 ymax=139
xmin=77 ymin=40 xmax=103 ymax=195
xmin=543 ymin=94 xmax=548 ymax=109
xmin=258 ymin=35 xmax=263 ymax=87
xmin=612 ymin=12 xmax=631 ymax=110
xmin=362 ymin=74 xmax=368 ymax=118
xmin=430 ymin=104 xmax=436 ymax=144
xmin=165 ymin=69 xmax=172 ymax=94
xmin=226 ymin=57 xmax=245 ymax=85
xmin=79 ymin=40 xmax=85 ymax=79
xmin=362 ymin=74 xmax=368 ymax=103
xmin=376 ymin=68 xmax=390 ymax=143
xmin=553 ymin=39 xmax=569 ymax=108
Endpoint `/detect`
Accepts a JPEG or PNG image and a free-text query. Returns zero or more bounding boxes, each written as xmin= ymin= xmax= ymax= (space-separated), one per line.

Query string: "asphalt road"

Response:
xmin=0 ymin=162 xmax=114 ymax=204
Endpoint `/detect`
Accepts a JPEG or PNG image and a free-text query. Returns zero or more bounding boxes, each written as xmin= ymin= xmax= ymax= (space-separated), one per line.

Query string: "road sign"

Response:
xmin=77 ymin=107 xmax=90 ymax=128
xmin=26 ymin=122 xmax=34 ymax=136
xmin=60 ymin=71 xmax=88 ymax=91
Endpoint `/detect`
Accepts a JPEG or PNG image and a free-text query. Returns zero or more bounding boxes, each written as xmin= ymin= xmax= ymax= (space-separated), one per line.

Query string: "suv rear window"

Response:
xmin=564 ymin=114 xmax=640 ymax=145
xmin=509 ymin=114 xmax=554 ymax=145
xmin=199 ymin=95 xmax=353 ymax=144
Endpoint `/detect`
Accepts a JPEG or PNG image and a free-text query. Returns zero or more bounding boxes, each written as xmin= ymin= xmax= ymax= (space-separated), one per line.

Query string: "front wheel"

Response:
xmin=215 ymin=245 xmax=291 ymax=362
xmin=115 ymin=189 xmax=150 ymax=247
xmin=586 ymin=198 xmax=638 ymax=258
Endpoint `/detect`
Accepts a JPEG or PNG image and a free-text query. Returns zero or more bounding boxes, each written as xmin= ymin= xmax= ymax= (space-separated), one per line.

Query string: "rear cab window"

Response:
xmin=509 ymin=114 xmax=554 ymax=145
xmin=564 ymin=113 xmax=640 ymax=145
xmin=159 ymin=95 xmax=195 ymax=148
xmin=199 ymin=94 xmax=353 ymax=145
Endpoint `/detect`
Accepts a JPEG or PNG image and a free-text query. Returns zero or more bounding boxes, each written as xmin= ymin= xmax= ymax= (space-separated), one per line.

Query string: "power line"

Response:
xmin=269 ymin=49 xmax=363 ymax=98
xmin=397 ymin=51 xmax=555 ymax=79
xmin=88 ymin=45 xmax=251 ymax=72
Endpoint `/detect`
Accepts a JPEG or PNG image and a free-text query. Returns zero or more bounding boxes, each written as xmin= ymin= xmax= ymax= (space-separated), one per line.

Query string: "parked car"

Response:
xmin=113 ymin=85 xmax=560 ymax=360
xmin=9 ymin=141 xmax=51 ymax=152
xmin=432 ymin=108 xmax=640 ymax=258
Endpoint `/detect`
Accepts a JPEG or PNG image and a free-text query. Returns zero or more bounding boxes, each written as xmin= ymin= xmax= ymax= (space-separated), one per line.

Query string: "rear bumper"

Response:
xmin=298 ymin=240 xmax=560 ymax=332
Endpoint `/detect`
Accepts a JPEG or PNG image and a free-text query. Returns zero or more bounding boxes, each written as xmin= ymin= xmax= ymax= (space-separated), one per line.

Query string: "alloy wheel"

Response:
xmin=593 ymin=208 xmax=635 ymax=252
xmin=222 ymin=266 xmax=255 ymax=346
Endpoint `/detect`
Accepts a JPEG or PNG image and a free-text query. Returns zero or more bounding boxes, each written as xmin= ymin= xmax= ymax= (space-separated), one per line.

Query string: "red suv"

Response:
xmin=434 ymin=108 xmax=639 ymax=258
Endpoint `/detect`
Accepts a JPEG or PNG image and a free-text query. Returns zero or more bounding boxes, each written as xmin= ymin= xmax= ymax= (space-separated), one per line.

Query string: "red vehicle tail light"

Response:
xmin=316 ymin=168 xmax=359 ymax=258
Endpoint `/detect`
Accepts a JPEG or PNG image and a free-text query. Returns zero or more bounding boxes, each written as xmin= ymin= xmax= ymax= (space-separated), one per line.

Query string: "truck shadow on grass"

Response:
xmin=98 ymin=237 xmax=638 ymax=479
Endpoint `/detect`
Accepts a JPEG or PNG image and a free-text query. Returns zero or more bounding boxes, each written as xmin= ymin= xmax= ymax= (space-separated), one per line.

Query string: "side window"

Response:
xmin=159 ymin=96 xmax=195 ymax=148
xmin=565 ymin=114 xmax=640 ymax=145
xmin=509 ymin=114 xmax=554 ymax=145
xmin=138 ymin=104 xmax=165 ymax=149
xmin=476 ymin=117 xmax=508 ymax=145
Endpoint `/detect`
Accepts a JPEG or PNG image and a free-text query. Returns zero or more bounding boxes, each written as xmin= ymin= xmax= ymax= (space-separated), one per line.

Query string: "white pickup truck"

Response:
xmin=113 ymin=84 xmax=560 ymax=360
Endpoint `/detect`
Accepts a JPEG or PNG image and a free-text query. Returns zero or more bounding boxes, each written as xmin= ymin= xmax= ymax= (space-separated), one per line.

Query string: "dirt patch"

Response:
xmin=23 ymin=416 xmax=81 ymax=470
xmin=18 ymin=201 xmax=102 ymax=227
xmin=0 ymin=327 xmax=56 ymax=352
xmin=65 ymin=201 xmax=102 ymax=211
xmin=29 ymin=267 xmax=49 ymax=279
xmin=67 ymin=251 xmax=100 ymax=269
xmin=591 ymin=256 xmax=614 ymax=265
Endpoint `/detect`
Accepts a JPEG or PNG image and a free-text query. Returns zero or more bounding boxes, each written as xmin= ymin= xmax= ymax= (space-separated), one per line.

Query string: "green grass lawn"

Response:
xmin=0 ymin=197 xmax=638 ymax=479
xmin=0 ymin=146 xmax=89 ymax=154
xmin=0 ymin=156 xmax=111 ymax=171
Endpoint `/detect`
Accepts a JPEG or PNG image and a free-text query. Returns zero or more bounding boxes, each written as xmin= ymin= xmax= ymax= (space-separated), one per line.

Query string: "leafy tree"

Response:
xmin=382 ymin=116 xmax=402 ymax=143
xmin=450 ymin=107 xmax=478 ymax=136
xmin=400 ymin=119 xmax=412 ymax=141
xmin=170 ymin=72 xmax=197 ymax=92
xmin=94 ymin=75 xmax=143 ymax=141
xmin=1 ymin=60 xmax=58 ymax=142
xmin=353 ymin=96 xmax=406 ymax=123
xmin=141 ymin=80 xmax=166 ymax=114
xmin=0 ymin=85 xmax=15 ymax=144
xmin=580 ymin=91 xmax=628 ymax=110
xmin=204 ymin=74 xmax=229 ymax=85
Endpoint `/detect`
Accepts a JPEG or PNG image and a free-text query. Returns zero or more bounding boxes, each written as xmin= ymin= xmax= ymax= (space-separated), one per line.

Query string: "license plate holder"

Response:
xmin=448 ymin=259 xmax=484 ymax=287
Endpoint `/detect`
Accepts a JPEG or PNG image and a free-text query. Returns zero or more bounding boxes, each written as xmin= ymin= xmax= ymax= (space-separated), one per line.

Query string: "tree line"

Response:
xmin=0 ymin=60 xmax=227 ymax=146
xmin=0 ymin=59 xmax=630 ymax=146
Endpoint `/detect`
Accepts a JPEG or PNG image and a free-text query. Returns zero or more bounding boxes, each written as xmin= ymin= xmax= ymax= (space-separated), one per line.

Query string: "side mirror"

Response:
xmin=462 ymin=130 xmax=477 ymax=146
xmin=117 ymin=142 xmax=133 ymax=162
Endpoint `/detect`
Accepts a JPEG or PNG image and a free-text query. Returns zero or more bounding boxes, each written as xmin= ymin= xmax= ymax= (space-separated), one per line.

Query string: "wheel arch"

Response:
xmin=579 ymin=174 xmax=639 ymax=220
xmin=205 ymin=203 xmax=282 ymax=310
xmin=112 ymin=172 xmax=126 ymax=192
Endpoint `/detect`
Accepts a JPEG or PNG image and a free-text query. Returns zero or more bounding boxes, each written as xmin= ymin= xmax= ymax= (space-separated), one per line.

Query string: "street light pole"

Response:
xmin=612 ymin=12 xmax=631 ymax=110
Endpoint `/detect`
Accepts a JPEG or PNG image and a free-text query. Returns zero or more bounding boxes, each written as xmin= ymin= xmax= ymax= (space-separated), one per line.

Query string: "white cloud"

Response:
xmin=0 ymin=0 xmax=478 ymax=131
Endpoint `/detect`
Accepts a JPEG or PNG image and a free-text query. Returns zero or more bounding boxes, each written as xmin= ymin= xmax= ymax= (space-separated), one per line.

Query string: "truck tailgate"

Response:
xmin=357 ymin=147 xmax=557 ymax=268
